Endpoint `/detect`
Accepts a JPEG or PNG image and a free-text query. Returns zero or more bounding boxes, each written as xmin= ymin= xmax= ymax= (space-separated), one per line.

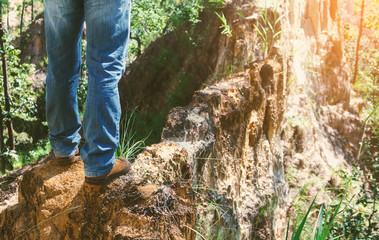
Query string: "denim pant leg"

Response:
xmin=81 ymin=0 xmax=131 ymax=177
xmin=45 ymin=0 xmax=84 ymax=157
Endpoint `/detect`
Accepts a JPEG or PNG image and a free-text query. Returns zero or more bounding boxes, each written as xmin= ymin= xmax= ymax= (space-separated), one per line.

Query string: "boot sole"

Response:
xmin=85 ymin=161 xmax=131 ymax=185
xmin=54 ymin=148 xmax=80 ymax=165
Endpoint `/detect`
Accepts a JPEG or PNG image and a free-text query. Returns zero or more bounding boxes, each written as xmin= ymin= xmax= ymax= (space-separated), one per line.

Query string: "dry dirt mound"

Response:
xmin=0 ymin=150 xmax=195 ymax=239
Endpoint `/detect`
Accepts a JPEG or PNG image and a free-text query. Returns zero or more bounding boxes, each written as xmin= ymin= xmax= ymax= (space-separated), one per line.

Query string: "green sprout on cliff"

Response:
xmin=254 ymin=4 xmax=287 ymax=61
xmin=215 ymin=11 xmax=232 ymax=37
xmin=286 ymin=195 xmax=343 ymax=240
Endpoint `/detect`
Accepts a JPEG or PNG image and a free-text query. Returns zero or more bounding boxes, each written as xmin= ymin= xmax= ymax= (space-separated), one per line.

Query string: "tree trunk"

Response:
xmin=0 ymin=17 xmax=4 ymax=172
xmin=31 ymin=0 xmax=34 ymax=21
xmin=130 ymin=34 xmax=142 ymax=57
xmin=352 ymin=0 xmax=365 ymax=85
xmin=0 ymin=21 xmax=15 ymax=155
xmin=0 ymin=92 xmax=4 ymax=173
xmin=7 ymin=4 xmax=9 ymax=30
xmin=20 ymin=1 xmax=25 ymax=36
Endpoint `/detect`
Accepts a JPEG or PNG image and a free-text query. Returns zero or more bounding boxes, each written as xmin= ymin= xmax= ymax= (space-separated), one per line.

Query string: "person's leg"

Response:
xmin=81 ymin=0 xmax=131 ymax=177
xmin=45 ymin=0 xmax=84 ymax=157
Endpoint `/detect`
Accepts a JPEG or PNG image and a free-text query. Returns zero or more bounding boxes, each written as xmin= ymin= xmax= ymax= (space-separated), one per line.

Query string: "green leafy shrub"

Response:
xmin=164 ymin=0 xmax=203 ymax=29
xmin=0 ymin=32 xmax=37 ymax=122
xmin=129 ymin=0 xmax=168 ymax=59
xmin=286 ymin=196 xmax=343 ymax=240
xmin=0 ymin=29 xmax=48 ymax=172
xmin=129 ymin=0 xmax=204 ymax=62
xmin=11 ymin=138 xmax=51 ymax=169
xmin=330 ymin=155 xmax=378 ymax=239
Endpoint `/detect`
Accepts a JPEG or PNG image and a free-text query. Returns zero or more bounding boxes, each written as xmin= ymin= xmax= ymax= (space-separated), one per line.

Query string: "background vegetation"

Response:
xmin=286 ymin=1 xmax=378 ymax=239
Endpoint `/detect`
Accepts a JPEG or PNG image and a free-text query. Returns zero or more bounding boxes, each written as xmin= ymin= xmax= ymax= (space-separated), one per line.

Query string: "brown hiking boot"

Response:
xmin=54 ymin=148 xmax=80 ymax=165
xmin=85 ymin=157 xmax=131 ymax=185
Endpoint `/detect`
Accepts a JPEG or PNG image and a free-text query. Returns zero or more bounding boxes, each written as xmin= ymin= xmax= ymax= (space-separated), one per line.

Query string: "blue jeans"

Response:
xmin=45 ymin=0 xmax=131 ymax=177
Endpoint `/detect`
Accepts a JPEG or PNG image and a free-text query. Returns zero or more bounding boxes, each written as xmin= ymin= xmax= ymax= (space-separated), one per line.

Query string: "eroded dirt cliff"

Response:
xmin=0 ymin=153 xmax=195 ymax=239
xmin=125 ymin=0 xmax=362 ymax=237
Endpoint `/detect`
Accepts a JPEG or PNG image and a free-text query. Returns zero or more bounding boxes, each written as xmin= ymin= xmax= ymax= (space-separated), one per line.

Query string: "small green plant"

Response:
xmin=215 ymin=11 xmax=232 ymax=37
xmin=286 ymin=195 xmax=343 ymax=240
xmin=116 ymin=109 xmax=149 ymax=161
xmin=254 ymin=3 xmax=286 ymax=60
